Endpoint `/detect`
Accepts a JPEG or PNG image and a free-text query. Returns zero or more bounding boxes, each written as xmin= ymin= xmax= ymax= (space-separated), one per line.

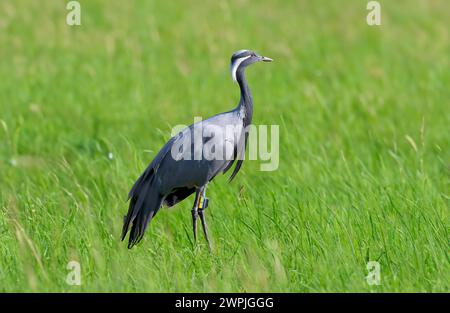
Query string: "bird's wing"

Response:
xmin=123 ymin=112 xmax=245 ymax=247
xmin=123 ymin=136 xmax=178 ymax=247
xmin=129 ymin=110 xmax=244 ymax=200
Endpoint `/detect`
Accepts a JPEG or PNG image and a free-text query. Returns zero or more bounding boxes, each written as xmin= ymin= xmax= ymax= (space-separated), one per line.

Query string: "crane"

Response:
xmin=121 ymin=50 xmax=273 ymax=249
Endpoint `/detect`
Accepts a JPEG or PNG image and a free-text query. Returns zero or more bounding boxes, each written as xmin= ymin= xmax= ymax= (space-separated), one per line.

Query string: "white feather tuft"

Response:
xmin=230 ymin=55 xmax=251 ymax=82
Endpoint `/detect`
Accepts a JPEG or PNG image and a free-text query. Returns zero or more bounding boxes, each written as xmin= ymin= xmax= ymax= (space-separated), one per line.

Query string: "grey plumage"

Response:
xmin=122 ymin=50 xmax=272 ymax=248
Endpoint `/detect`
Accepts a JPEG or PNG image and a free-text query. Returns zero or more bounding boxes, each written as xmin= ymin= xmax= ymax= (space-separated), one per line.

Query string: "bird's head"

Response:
xmin=230 ymin=49 xmax=273 ymax=82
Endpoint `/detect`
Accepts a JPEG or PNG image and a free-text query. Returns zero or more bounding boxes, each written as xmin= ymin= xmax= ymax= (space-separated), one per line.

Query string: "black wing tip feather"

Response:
xmin=121 ymin=197 xmax=141 ymax=249
xmin=228 ymin=159 xmax=244 ymax=182
xmin=123 ymin=223 xmax=141 ymax=249
xmin=122 ymin=190 xmax=161 ymax=249
xmin=122 ymin=212 xmax=145 ymax=249
xmin=122 ymin=140 xmax=174 ymax=249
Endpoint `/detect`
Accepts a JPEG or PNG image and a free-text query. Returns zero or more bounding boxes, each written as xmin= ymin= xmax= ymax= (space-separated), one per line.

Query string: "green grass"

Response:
xmin=0 ymin=0 xmax=448 ymax=292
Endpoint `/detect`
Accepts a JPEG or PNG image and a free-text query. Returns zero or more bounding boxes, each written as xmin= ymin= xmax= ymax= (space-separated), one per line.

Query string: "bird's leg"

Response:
xmin=198 ymin=188 xmax=211 ymax=250
xmin=191 ymin=190 xmax=201 ymax=244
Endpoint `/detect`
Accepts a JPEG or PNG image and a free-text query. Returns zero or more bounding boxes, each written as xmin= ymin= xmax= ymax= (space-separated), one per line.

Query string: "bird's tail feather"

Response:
xmin=122 ymin=174 xmax=163 ymax=248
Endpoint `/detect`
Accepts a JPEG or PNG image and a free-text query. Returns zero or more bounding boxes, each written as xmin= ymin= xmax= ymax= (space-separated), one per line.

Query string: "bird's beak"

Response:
xmin=261 ymin=56 xmax=273 ymax=62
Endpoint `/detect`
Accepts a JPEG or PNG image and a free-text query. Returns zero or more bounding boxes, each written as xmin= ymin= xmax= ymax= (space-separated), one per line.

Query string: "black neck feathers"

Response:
xmin=236 ymin=67 xmax=253 ymax=127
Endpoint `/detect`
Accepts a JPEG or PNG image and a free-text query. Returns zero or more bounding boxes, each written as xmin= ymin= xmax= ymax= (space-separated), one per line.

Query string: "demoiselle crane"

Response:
xmin=121 ymin=50 xmax=273 ymax=249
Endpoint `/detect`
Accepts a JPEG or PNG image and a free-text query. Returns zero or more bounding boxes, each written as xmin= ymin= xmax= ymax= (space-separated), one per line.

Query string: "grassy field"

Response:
xmin=0 ymin=0 xmax=448 ymax=292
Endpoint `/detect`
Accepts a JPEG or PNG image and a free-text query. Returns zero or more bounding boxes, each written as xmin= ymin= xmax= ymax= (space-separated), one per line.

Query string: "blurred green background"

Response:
xmin=0 ymin=0 xmax=448 ymax=292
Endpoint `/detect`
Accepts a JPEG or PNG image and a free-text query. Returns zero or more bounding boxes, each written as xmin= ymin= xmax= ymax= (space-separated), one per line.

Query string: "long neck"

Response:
xmin=235 ymin=68 xmax=253 ymax=123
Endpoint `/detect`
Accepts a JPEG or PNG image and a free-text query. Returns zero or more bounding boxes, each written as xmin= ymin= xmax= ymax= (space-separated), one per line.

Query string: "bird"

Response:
xmin=121 ymin=49 xmax=273 ymax=249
